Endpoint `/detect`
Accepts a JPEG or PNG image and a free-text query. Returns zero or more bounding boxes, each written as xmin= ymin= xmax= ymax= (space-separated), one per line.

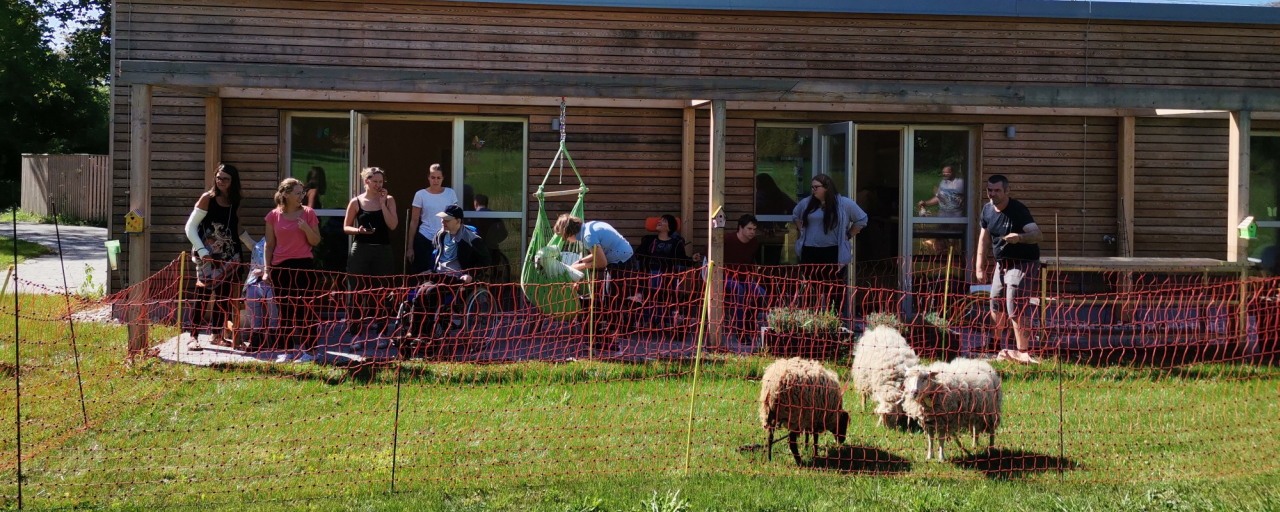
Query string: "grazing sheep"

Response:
xmin=900 ymin=358 xmax=1003 ymax=461
xmin=850 ymin=326 xmax=919 ymax=428
xmin=758 ymin=357 xmax=850 ymax=465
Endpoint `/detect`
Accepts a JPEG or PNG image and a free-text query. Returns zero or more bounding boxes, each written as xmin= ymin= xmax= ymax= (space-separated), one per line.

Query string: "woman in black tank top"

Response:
xmin=182 ymin=163 xmax=244 ymax=351
xmin=343 ymin=167 xmax=399 ymax=345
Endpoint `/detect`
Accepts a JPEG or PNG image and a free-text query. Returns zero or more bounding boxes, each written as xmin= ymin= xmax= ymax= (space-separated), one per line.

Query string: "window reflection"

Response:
xmin=755 ymin=127 xmax=812 ymax=216
xmin=913 ymin=131 xmax=969 ymax=219
xmin=289 ymin=115 xmax=350 ymax=273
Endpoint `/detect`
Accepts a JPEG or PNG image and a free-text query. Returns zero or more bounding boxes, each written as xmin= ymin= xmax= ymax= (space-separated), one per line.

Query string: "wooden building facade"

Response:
xmin=110 ymin=0 xmax=1280 ymax=290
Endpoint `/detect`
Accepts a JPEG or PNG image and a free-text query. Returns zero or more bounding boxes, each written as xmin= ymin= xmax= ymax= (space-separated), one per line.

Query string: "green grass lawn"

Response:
xmin=0 ymin=236 xmax=51 ymax=267
xmin=0 ymin=207 xmax=106 ymax=228
xmin=1 ymin=294 xmax=1277 ymax=510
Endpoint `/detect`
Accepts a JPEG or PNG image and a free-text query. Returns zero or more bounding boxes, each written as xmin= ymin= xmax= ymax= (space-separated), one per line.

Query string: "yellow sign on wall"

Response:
xmin=124 ymin=209 xmax=145 ymax=234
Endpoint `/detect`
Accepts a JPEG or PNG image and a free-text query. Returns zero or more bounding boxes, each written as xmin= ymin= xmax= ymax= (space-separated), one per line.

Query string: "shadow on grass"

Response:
xmin=739 ymin=443 xmax=911 ymax=475
xmin=814 ymin=445 xmax=912 ymax=475
xmin=950 ymin=447 xmax=1077 ymax=479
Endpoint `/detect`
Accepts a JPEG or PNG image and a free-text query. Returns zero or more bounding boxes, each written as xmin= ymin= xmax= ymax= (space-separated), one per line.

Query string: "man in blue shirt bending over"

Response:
xmin=553 ymin=214 xmax=634 ymax=273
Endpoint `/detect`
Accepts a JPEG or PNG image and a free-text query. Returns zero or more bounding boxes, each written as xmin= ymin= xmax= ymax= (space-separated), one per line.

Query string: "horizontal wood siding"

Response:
xmin=1133 ymin=117 xmax=1228 ymax=259
xmin=982 ymin=119 xmax=1119 ymax=257
xmin=528 ymin=107 xmax=684 ymax=242
xmin=112 ymin=88 xmax=210 ymax=275
xmin=113 ymin=0 xmax=1280 ymax=90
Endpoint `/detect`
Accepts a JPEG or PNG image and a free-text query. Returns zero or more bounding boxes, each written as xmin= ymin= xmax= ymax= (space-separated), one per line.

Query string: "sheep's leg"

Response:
xmin=861 ymin=394 xmax=867 ymax=409
xmin=925 ymin=430 xmax=934 ymax=460
xmin=989 ymin=430 xmax=996 ymax=449
xmin=937 ymin=436 xmax=947 ymax=462
xmin=766 ymin=428 xmax=774 ymax=463
xmin=875 ymin=414 xmax=884 ymax=428
xmin=812 ymin=432 xmax=820 ymax=462
xmin=789 ymin=431 xmax=803 ymax=466
xmin=972 ymin=425 xmax=979 ymax=449
xmin=953 ymin=435 xmax=969 ymax=456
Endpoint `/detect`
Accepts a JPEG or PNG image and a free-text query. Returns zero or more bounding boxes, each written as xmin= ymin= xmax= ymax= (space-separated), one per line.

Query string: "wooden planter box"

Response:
xmin=760 ymin=327 xmax=854 ymax=360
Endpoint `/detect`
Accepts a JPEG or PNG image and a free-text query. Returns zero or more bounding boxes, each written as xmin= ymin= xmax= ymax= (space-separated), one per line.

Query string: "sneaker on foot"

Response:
xmin=294 ymin=352 xmax=315 ymax=363
xmin=275 ymin=354 xmax=289 ymax=363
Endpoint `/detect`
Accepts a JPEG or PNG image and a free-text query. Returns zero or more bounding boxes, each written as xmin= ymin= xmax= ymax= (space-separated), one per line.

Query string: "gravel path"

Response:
xmin=2 ymin=222 xmax=109 ymax=295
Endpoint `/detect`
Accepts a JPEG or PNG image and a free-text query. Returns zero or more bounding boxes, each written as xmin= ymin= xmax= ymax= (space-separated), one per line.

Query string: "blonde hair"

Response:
xmin=360 ymin=166 xmax=385 ymax=181
xmin=274 ymin=177 xmax=303 ymax=209
xmin=553 ymin=214 xmax=583 ymax=238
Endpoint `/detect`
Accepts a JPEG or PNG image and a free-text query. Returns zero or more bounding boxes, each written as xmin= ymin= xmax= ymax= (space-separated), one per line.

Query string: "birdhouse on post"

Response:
xmin=124 ymin=209 xmax=145 ymax=234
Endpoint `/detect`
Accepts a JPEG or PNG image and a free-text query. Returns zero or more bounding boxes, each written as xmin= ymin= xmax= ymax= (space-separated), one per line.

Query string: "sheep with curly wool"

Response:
xmin=901 ymin=358 xmax=1003 ymax=461
xmin=758 ymin=357 xmax=850 ymax=465
xmin=850 ymin=325 xmax=919 ymax=429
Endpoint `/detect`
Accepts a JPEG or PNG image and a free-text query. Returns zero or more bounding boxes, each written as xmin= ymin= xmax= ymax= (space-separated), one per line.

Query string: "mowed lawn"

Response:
xmin=1 ymin=294 xmax=1277 ymax=511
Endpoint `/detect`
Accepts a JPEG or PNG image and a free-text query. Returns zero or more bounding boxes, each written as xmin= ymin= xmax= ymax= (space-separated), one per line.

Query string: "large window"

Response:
xmin=1250 ymin=133 xmax=1280 ymax=271
xmin=755 ymin=125 xmax=816 ymax=265
xmin=287 ymin=113 xmax=351 ymax=273
xmin=284 ymin=113 xmax=528 ymax=280
xmin=461 ymin=120 xmax=527 ymax=283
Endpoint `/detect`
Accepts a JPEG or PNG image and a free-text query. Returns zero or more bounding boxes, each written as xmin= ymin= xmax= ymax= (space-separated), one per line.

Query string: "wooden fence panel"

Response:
xmin=21 ymin=154 xmax=111 ymax=223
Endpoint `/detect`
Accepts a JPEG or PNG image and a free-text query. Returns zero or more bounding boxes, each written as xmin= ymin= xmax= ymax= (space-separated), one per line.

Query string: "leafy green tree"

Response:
xmin=0 ymin=0 xmax=109 ymax=208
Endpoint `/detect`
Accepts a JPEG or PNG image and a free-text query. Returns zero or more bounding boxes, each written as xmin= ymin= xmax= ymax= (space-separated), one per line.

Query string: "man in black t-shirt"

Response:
xmin=976 ymin=175 xmax=1044 ymax=364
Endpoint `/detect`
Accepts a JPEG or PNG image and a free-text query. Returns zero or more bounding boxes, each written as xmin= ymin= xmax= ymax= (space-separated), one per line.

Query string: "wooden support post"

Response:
xmin=681 ymin=107 xmax=695 ymax=239
xmin=128 ymin=84 xmax=153 ymax=354
xmin=1117 ymin=117 xmax=1135 ymax=258
xmin=1227 ymin=111 xmax=1250 ymax=263
xmin=1117 ymin=116 xmax=1136 ymax=323
xmin=707 ymin=100 xmax=727 ymax=347
xmin=204 ymin=96 xmax=222 ymax=189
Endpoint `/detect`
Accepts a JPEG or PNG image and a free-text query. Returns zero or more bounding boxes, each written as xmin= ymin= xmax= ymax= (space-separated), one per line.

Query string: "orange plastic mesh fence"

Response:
xmin=0 ymin=256 xmax=1276 ymax=507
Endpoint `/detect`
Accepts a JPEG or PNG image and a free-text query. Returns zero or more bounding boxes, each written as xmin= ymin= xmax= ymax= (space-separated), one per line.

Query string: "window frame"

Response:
xmin=1255 ymin=130 xmax=1280 ymax=229
xmin=754 ymin=122 xmax=819 ymax=223
xmin=282 ymin=111 xmax=352 ymax=218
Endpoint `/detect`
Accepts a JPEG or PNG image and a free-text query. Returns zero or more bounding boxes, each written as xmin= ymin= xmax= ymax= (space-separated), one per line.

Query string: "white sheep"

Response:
xmin=901 ymin=358 xmax=1003 ymax=461
xmin=850 ymin=325 xmax=919 ymax=428
xmin=758 ymin=357 xmax=850 ymax=465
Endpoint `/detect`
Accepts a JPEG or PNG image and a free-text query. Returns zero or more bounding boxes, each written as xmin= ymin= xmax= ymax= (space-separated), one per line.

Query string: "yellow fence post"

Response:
xmin=684 ymin=261 xmax=715 ymax=475
xmin=176 ymin=252 xmax=187 ymax=361
xmin=0 ymin=265 xmax=14 ymax=295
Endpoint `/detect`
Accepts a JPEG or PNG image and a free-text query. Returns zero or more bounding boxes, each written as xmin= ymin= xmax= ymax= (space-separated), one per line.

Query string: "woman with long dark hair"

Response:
xmin=791 ymin=173 xmax=868 ymax=318
xmin=182 ymin=163 xmax=244 ymax=351
xmin=265 ymin=177 xmax=322 ymax=360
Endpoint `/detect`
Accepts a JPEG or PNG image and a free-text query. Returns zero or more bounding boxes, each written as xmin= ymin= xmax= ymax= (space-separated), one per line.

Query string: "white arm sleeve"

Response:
xmin=185 ymin=207 xmax=209 ymax=257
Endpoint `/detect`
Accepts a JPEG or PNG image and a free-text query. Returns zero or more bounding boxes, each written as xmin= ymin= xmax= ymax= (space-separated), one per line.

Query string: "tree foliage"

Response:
xmin=0 ymin=0 xmax=110 ymax=207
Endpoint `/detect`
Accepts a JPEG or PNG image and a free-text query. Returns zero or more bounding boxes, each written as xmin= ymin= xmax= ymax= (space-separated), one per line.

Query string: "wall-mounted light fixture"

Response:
xmin=1005 ymin=126 xmax=1017 ymax=138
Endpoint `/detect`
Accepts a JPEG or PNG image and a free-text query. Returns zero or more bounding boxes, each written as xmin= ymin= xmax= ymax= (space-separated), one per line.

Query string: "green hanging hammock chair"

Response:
xmin=521 ymin=100 xmax=590 ymax=318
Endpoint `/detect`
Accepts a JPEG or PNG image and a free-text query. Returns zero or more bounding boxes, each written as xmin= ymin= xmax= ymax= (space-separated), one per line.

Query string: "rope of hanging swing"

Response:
xmin=536 ymin=97 xmax=587 ymax=199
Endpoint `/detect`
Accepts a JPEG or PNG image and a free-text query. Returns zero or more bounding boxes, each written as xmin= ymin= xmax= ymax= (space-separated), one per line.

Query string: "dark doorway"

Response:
xmin=366 ymin=120 xmax=453 ymax=267
xmin=854 ymin=129 xmax=902 ymax=316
